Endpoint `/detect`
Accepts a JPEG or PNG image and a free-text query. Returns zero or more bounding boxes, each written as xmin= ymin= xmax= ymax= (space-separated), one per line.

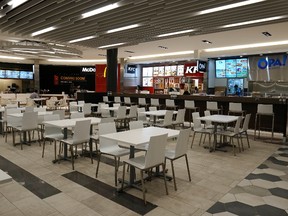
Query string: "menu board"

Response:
xmin=236 ymin=59 xmax=248 ymax=77
xmin=165 ymin=66 xmax=172 ymax=76
xmin=0 ymin=70 xmax=6 ymax=78
xmin=142 ymin=77 xmax=153 ymax=87
xmin=142 ymin=67 xmax=153 ymax=76
xmin=158 ymin=66 xmax=165 ymax=76
xmin=20 ymin=71 xmax=33 ymax=79
xmin=5 ymin=70 xmax=19 ymax=79
xmin=215 ymin=60 xmax=226 ymax=78
xmin=171 ymin=65 xmax=177 ymax=75
xmin=216 ymin=58 xmax=248 ymax=78
xmin=177 ymin=65 xmax=184 ymax=76
xmin=153 ymin=67 xmax=159 ymax=76
xmin=225 ymin=59 xmax=236 ymax=78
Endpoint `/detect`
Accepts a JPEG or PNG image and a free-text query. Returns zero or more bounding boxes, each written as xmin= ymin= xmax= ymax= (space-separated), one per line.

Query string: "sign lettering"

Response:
xmin=257 ymin=55 xmax=287 ymax=69
xmin=81 ymin=67 xmax=96 ymax=72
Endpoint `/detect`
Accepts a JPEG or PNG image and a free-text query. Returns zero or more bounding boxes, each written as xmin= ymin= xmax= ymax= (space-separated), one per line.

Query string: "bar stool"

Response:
xmin=165 ymin=99 xmax=178 ymax=110
xmin=124 ymin=97 xmax=135 ymax=106
xmin=206 ymin=101 xmax=221 ymax=114
xmin=254 ymin=104 xmax=274 ymax=142
xmin=114 ymin=96 xmax=122 ymax=105
xmin=184 ymin=100 xmax=199 ymax=127
xmin=150 ymin=98 xmax=162 ymax=110
xmin=138 ymin=98 xmax=149 ymax=110
xmin=228 ymin=102 xmax=245 ymax=116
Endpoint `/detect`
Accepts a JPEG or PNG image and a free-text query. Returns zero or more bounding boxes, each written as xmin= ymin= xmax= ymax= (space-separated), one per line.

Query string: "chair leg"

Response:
xmin=89 ymin=140 xmax=93 ymax=164
xmin=162 ymin=163 xmax=169 ymax=195
xmin=140 ymin=170 xmax=146 ymax=205
xmin=54 ymin=140 xmax=57 ymax=161
xmin=246 ymin=131 xmax=250 ymax=148
xmin=184 ymin=154 xmax=191 ymax=182
xmin=96 ymin=153 xmax=101 ymax=177
xmin=42 ymin=139 xmax=46 ymax=158
xmin=114 ymin=156 xmax=119 ymax=186
xmin=121 ymin=162 xmax=126 ymax=190
xmin=190 ymin=132 xmax=195 ymax=148
xmin=70 ymin=145 xmax=75 ymax=170
xmin=168 ymin=159 xmax=177 ymax=191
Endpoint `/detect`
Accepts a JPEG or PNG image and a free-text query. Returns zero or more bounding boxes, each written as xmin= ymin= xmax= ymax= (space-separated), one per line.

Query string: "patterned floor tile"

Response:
xmin=269 ymin=187 xmax=288 ymax=199
xmin=252 ymin=168 xmax=286 ymax=176
xmin=246 ymin=173 xmax=282 ymax=182
xmin=255 ymin=204 xmax=288 ymax=216
xmin=263 ymin=195 xmax=288 ymax=210
xmin=224 ymin=201 xmax=257 ymax=216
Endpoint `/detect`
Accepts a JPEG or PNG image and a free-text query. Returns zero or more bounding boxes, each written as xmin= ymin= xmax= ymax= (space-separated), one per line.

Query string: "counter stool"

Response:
xmin=228 ymin=102 xmax=245 ymax=116
xmin=124 ymin=97 xmax=135 ymax=106
xmin=150 ymin=98 xmax=162 ymax=110
xmin=114 ymin=96 xmax=122 ymax=105
xmin=254 ymin=104 xmax=274 ymax=142
xmin=184 ymin=100 xmax=199 ymax=127
xmin=165 ymin=99 xmax=178 ymax=110
xmin=206 ymin=101 xmax=221 ymax=114
xmin=138 ymin=98 xmax=149 ymax=110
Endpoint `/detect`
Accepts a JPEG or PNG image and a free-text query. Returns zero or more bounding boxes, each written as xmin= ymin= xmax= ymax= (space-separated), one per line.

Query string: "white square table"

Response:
xmin=100 ymin=127 xmax=179 ymax=188
xmin=141 ymin=110 xmax=177 ymax=124
xmin=43 ymin=117 xmax=101 ymax=163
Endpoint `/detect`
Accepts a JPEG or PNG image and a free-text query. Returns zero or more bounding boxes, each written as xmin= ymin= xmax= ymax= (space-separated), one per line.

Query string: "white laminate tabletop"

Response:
xmin=142 ymin=110 xmax=177 ymax=116
xmin=198 ymin=115 xmax=239 ymax=124
xmin=32 ymin=98 xmax=47 ymax=101
xmin=100 ymin=126 xmax=179 ymax=147
xmin=101 ymin=106 xmax=130 ymax=111
xmin=71 ymin=103 xmax=98 ymax=107
xmin=7 ymin=111 xmax=53 ymax=117
xmin=44 ymin=117 xmax=101 ymax=128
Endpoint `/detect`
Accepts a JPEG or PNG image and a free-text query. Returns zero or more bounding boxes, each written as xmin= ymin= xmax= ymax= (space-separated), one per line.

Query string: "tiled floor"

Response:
xmin=0 ymin=130 xmax=287 ymax=216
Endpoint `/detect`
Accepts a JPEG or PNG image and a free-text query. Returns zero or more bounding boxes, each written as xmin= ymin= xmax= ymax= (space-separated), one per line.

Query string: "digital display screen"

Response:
xmin=142 ymin=67 xmax=153 ymax=77
xmin=216 ymin=58 xmax=248 ymax=78
xmin=5 ymin=70 xmax=19 ymax=79
xmin=0 ymin=70 xmax=6 ymax=78
xmin=20 ymin=71 xmax=33 ymax=79
xmin=142 ymin=77 xmax=153 ymax=87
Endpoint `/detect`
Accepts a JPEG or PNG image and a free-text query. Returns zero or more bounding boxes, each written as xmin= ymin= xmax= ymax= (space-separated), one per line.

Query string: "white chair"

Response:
xmin=228 ymin=102 xmax=245 ymax=116
xmin=190 ymin=112 xmax=214 ymax=149
xmin=69 ymin=101 xmax=78 ymax=112
xmin=78 ymin=100 xmax=85 ymax=105
xmin=154 ymin=110 xmax=173 ymax=128
xmin=96 ymin=122 xmax=130 ymax=186
xmin=239 ymin=113 xmax=251 ymax=150
xmin=25 ymin=106 xmax=34 ymax=112
xmin=184 ymin=100 xmax=199 ymax=126
xmin=42 ymin=114 xmax=63 ymax=160
xmin=83 ymin=103 xmax=92 ymax=117
xmin=172 ymin=109 xmax=185 ymax=128
xmin=70 ymin=112 xmax=85 ymax=119
xmin=103 ymin=96 xmax=109 ymax=103
xmin=216 ymin=116 xmax=242 ymax=156
xmin=11 ymin=111 xmax=40 ymax=150
xmin=4 ymin=108 xmax=21 ymax=142
xmin=150 ymin=98 xmax=161 ymax=109
xmin=137 ymin=107 xmax=150 ymax=126
xmin=165 ymin=128 xmax=191 ymax=191
xmin=121 ymin=133 xmax=169 ymax=205
xmin=138 ymin=98 xmax=149 ymax=109
xmin=165 ymin=99 xmax=177 ymax=110
xmin=127 ymin=105 xmax=137 ymax=121
xmin=52 ymin=109 xmax=65 ymax=119
xmin=254 ymin=104 xmax=274 ymax=142
xmin=114 ymin=96 xmax=122 ymax=104
xmin=129 ymin=120 xmax=144 ymax=130
xmin=100 ymin=104 xmax=111 ymax=118
xmin=206 ymin=101 xmax=221 ymax=114
xmin=59 ymin=119 xmax=92 ymax=170
xmin=114 ymin=106 xmax=128 ymax=130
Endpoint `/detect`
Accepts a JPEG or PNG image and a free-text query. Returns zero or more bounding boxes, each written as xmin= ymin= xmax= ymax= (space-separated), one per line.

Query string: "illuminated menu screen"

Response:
xmin=6 ymin=70 xmax=19 ymax=79
xmin=20 ymin=71 xmax=34 ymax=79
xmin=0 ymin=70 xmax=6 ymax=78
xmin=216 ymin=58 xmax=248 ymax=78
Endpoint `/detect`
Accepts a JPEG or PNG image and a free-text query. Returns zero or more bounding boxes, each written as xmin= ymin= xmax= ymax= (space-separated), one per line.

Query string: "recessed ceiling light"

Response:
xmin=98 ymin=43 xmax=125 ymax=49
xmin=197 ymin=0 xmax=265 ymax=15
xmin=31 ymin=27 xmax=56 ymax=36
xmin=156 ymin=29 xmax=194 ymax=38
xmin=202 ymin=40 xmax=212 ymax=44
xmin=82 ymin=3 xmax=119 ymax=18
xmin=0 ymin=55 xmax=25 ymax=60
xmin=158 ymin=46 xmax=168 ymax=49
xmin=128 ymin=51 xmax=194 ymax=60
xmin=222 ymin=16 xmax=286 ymax=28
xmin=48 ymin=59 xmax=106 ymax=63
xmin=107 ymin=24 xmax=139 ymax=33
xmin=69 ymin=36 xmax=96 ymax=43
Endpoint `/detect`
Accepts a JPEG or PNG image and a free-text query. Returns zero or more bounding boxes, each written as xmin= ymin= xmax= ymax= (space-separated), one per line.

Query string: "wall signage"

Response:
xmin=184 ymin=62 xmax=205 ymax=77
xmin=257 ymin=55 xmax=288 ymax=69
xmin=127 ymin=65 xmax=137 ymax=74
xmin=81 ymin=67 xmax=96 ymax=72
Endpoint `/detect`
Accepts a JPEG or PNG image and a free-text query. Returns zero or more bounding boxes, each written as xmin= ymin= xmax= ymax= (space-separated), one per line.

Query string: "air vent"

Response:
xmin=202 ymin=40 xmax=212 ymax=44
xmin=124 ymin=50 xmax=135 ymax=53
xmin=158 ymin=45 xmax=168 ymax=49
xmin=98 ymin=54 xmax=106 ymax=56
xmin=262 ymin=31 xmax=272 ymax=37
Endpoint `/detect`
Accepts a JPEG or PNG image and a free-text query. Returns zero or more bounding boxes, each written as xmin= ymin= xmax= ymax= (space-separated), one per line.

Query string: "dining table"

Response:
xmin=141 ymin=109 xmax=178 ymax=125
xmin=100 ymin=126 xmax=179 ymax=190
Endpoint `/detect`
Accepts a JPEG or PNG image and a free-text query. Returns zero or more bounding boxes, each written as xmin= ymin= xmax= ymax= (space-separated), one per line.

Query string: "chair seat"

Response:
xmin=45 ymin=133 xmax=63 ymax=140
xmin=101 ymin=146 xmax=130 ymax=157
xmin=165 ymin=150 xmax=177 ymax=159
xmin=124 ymin=156 xmax=146 ymax=169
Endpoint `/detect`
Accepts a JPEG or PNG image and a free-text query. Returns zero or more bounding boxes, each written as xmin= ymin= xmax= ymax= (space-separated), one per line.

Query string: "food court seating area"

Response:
xmin=0 ymin=96 xmax=286 ymax=215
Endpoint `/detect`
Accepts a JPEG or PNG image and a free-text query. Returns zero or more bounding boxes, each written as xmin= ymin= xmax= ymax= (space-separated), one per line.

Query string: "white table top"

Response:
xmin=100 ymin=127 xmax=179 ymax=147
xmin=101 ymin=106 xmax=130 ymax=111
xmin=32 ymin=97 xmax=47 ymax=101
xmin=70 ymin=103 xmax=98 ymax=107
xmin=8 ymin=111 xmax=53 ymax=117
xmin=44 ymin=117 xmax=101 ymax=128
xmin=198 ymin=114 xmax=239 ymax=124
xmin=142 ymin=109 xmax=177 ymax=116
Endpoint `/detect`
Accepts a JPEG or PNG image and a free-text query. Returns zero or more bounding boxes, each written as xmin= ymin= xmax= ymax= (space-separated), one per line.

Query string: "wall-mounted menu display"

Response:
xmin=142 ymin=67 xmax=153 ymax=77
xmin=177 ymin=65 xmax=184 ymax=76
xmin=0 ymin=70 xmax=5 ymax=78
xmin=142 ymin=77 xmax=153 ymax=87
xmin=158 ymin=66 xmax=165 ymax=76
xmin=144 ymin=65 xmax=185 ymax=77
xmin=6 ymin=70 xmax=19 ymax=79
xmin=215 ymin=58 xmax=248 ymax=78
xmin=20 ymin=71 xmax=34 ymax=79
xmin=0 ymin=69 xmax=34 ymax=79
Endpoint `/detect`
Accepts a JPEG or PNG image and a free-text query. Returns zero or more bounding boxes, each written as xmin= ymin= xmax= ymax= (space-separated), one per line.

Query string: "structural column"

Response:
xmin=106 ymin=48 xmax=118 ymax=92
xmin=33 ymin=59 xmax=40 ymax=91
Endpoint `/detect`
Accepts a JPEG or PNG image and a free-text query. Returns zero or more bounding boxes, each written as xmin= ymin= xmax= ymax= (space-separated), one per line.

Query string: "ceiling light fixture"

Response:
xmin=7 ymin=0 xmax=28 ymax=8
xmin=47 ymin=59 xmax=106 ymax=63
xmin=202 ymin=40 xmax=212 ymax=44
xmin=128 ymin=51 xmax=194 ymax=60
xmin=82 ymin=3 xmax=119 ymax=18
xmin=156 ymin=29 xmax=194 ymax=37
xmin=107 ymin=24 xmax=139 ymax=33
xmin=222 ymin=16 xmax=286 ymax=28
xmin=32 ymin=27 xmax=56 ymax=36
xmin=204 ymin=40 xmax=288 ymax=52
xmin=69 ymin=36 xmax=96 ymax=43
xmin=98 ymin=43 xmax=125 ymax=49
xmin=197 ymin=0 xmax=265 ymax=15
xmin=0 ymin=55 xmax=25 ymax=60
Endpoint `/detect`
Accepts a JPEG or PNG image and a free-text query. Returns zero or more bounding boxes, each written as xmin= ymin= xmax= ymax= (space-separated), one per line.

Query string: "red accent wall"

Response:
xmin=95 ymin=64 xmax=121 ymax=92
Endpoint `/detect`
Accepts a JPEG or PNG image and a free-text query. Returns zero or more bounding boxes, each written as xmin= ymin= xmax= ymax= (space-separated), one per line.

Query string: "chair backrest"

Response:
xmin=138 ymin=98 xmax=146 ymax=105
xmin=257 ymin=104 xmax=273 ymax=114
xmin=25 ymin=106 xmax=34 ymax=112
xmin=72 ymin=119 xmax=91 ymax=143
xmin=69 ymin=101 xmax=78 ymax=112
xmin=149 ymin=106 xmax=157 ymax=111
xmin=242 ymin=113 xmax=251 ymax=131
xmin=5 ymin=108 xmax=21 ymax=126
xmin=98 ymin=122 xmax=117 ymax=135
xmin=70 ymin=101 xmax=77 ymax=106
xmin=83 ymin=103 xmax=91 ymax=115
xmin=145 ymin=133 xmax=168 ymax=168
xmin=70 ymin=112 xmax=85 ymax=119
xmin=103 ymin=96 xmax=108 ymax=103
xmin=78 ymin=100 xmax=85 ymax=105
xmin=34 ymin=107 xmax=46 ymax=112
xmin=137 ymin=107 xmax=147 ymax=121
xmin=128 ymin=105 xmax=137 ymax=118
xmin=174 ymin=128 xmax=191 ymax=157
xmin=116 ymin=106 xmax=126 ymax=119
xmin=163 ymin=110 xmax=173 ymax=126
xmin=185 ymin=100 xmax=195 ymax=109
xmin=100 ymin=117 xmax=115 ymax=123
xmin=204 ymin=110 xmax=212 ymax=126
xmin=207 ymin=101 xmax=218 ymax=110
xmin=114 ymin=96 xmax=121 ymax=103
xmin=151 ymin=98 xmax=159 ymax=106
xmin=100 ymin=105 xmax=111 ymax=118
xmin=113 ymin=103 xmax=121 ymax=107
xmin=52 ymin=109 xmax=65 ymax=119
xmin=44 ymin=114 xmax=62 ymax=137
xmin=229 ymin=102 xmax=242 ymax=112
xmin=166 ymin=99 xmax=175 ymax=107
xmin=124 ymin=97 xmax=131 ymax=104
xmin=44 ymin=114 xmax=60 ymax=121
xmin=129 ymin=120 xmax=144 ymax=130
xmin=22 ymin=111 xmax=38 ymax=130
xmin=192 ymin=112 xmax=202 ymax=130
xmin=233 ymin=116 xmax=242 ymax=134
xmin=174 ymin=109 xmax=185 ymax=123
